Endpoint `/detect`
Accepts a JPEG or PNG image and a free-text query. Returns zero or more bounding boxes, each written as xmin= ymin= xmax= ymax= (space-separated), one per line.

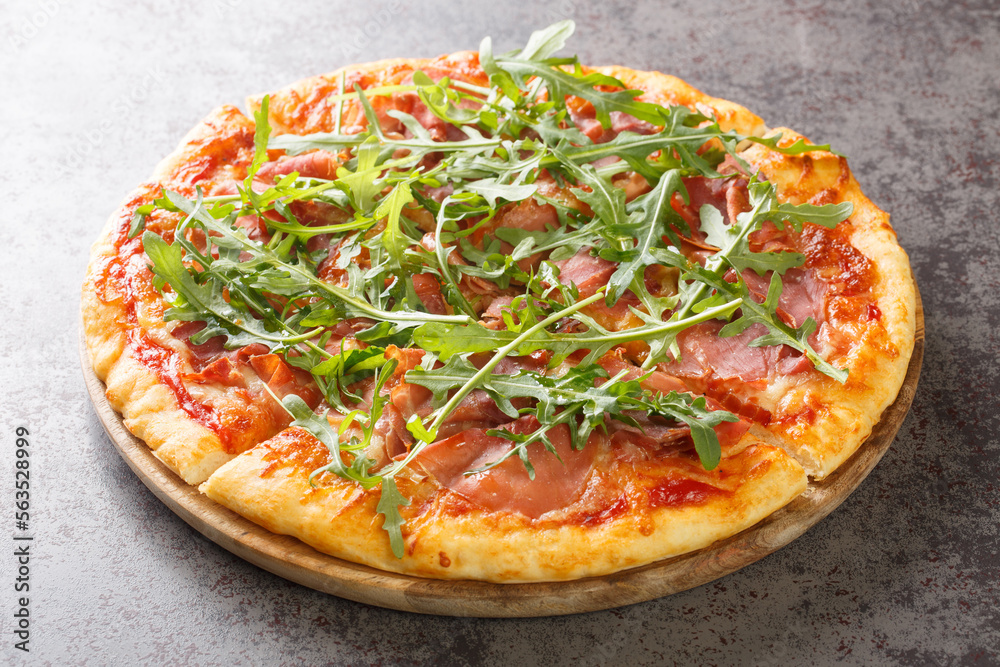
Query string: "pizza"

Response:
xmin=82 ymin=21 xmax=916 ymax=583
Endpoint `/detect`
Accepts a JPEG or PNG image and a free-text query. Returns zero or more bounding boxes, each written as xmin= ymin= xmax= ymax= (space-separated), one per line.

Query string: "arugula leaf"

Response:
xmin=514 ymin=20 xmax=575 ymax=61
xmin=242 ymin=95 xmax=272 ymax=212
xmin=128 ymin=207 xmax=150 ymax=239
xmin=374 ymin=181 xmax=416 ymax=274
xmin=143 ymin=231 xmax=288 ymax=348
xmin=376 ymin=477 xmax=410 ymax=559
xmin=601 ymin=169 xmax=685 ymax=304
xmin=698 ymin=203 xmax=803 ymax=277
xmin=465 ymin=179 xmax=537 ymax=207
xmin=555 ymin=152 xmax=628 ymax=230
xmin=336 ymin=135 xmax=384 ymax=212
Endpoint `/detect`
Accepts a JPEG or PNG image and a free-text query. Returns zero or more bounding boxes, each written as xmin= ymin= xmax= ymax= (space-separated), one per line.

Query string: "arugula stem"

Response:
xmin=537 ymin=130 xmax=728 ymax=169
xmin=382 ymin=290 xmax=606 ymax=478
xmin=606 ymin=299 xmax=742 ymax=346
xmin=433 ymin=200 xmax=478 ymax=319
xmin=334 ymin=71 xmax=345 ymax=135
xmin=450 ymin=80 xmax=491 ymax=96
xmin=266 ymin=217 xmax=375 ymax=237
xmin=306 ymin=270 xmax=472 ymax=324
xmin=430 ymin=290 xmax=605 ymax=432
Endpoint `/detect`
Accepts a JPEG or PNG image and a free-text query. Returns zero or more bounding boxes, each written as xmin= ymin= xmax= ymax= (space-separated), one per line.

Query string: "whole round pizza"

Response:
xmin=82 ymin=22 xmax=916 ymax=583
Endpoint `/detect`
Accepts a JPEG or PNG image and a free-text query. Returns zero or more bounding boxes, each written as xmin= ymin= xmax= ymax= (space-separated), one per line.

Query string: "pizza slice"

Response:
xmin=82 ymin=106 xmax=325 ymax=483
xmin=201 ymin=418 xmax=806 ymax=581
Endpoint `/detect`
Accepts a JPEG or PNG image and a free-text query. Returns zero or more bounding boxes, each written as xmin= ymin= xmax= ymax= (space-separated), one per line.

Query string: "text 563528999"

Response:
xmin=13 ymin=426 xmax=32 ymax=653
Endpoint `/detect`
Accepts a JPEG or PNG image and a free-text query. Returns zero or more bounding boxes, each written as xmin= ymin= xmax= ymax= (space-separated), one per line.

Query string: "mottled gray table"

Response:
xmin=2 ymin=1 xmax=997 ymax=664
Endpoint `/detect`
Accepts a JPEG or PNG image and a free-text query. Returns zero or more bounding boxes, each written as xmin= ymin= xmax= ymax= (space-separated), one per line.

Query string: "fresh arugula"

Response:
xmin=407 ymin=361 xmax=737 ymax=476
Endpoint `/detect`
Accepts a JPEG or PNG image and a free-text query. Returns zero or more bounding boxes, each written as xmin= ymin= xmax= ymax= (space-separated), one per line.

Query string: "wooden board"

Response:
xmin=80 ymin=292 xmax=923 ymax=617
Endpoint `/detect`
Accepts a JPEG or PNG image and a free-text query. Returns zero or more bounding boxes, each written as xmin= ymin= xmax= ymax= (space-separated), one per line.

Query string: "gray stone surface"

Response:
xmin=1 ymin=0 xmax=998 ymax=664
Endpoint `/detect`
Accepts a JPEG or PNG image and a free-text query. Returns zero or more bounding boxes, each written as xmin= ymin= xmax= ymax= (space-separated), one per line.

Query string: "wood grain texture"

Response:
xmin=80 ymin=291 xmax=924 ymax=618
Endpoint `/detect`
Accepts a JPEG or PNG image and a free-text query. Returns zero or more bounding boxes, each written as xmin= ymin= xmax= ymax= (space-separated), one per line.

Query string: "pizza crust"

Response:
xmin=201 ymin=427 xmax=807 ymax=582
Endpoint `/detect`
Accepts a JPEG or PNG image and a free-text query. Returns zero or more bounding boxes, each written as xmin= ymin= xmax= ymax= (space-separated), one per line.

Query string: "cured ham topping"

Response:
xmin=661 ymin=320 xmax=809 ymax=385
xmin=411 ymin=273 xmax=449 ymax=315
xmin=256 ymin=149 xmax=340 ymax=181
xmin=598 ymin=351 xmax=751 ymax=450
xmin=415 ymin=417 xmax=599 ymax=518
xmin=647 ymin=476 xmax=726 ymax=509
xmin=553 ymin=248 xmax=617 ymax=298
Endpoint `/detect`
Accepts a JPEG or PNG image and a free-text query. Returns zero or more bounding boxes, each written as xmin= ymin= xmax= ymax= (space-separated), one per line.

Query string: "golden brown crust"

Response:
xmin=201 ymin=428 xmax=806 ymax=582
xmin=86 ymin=52 xmax=915 ymax=581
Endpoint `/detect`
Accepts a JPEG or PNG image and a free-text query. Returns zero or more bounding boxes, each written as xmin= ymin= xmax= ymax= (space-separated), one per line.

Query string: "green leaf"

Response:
xmin=774 ymin=201 xmax=853 ymax=230
xmin=698 ymin=202 xmax=803 ymax=277
xmin=602 ymin=169 xmax=685 ymax=303
xmin=749 ymin=132 xmax=841 ymax=157
xmin=127 ymin=205 xmax=152 ymax=239
xmin=142 ymin=230 xmax=284 ymax=349
xmin=336 ymin=135 xmax=384 ymax=212
xmin=555 ymin=153 xmax=628 ymax=230
xmin=465 ymin=179 xmax=537 ymax=207
xmin=376 ymin=476 xmax=410 ymax=559
xmin=243 ymin=95 xmax=272 ymax=211
xmin=375 ymin=181 xmax=416 ymax=274
xmin=514 ymin=20 xmax=575 ymax=61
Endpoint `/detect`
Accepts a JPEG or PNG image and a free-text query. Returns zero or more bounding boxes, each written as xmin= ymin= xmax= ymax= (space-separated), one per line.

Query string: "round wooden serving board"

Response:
xmin=81 ymin=292 xmax=923 ymax=617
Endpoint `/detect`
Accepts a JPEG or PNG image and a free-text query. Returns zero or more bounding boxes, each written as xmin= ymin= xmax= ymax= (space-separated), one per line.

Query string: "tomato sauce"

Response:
xmin=648 ymin=477 xmax=725 ymax=509
xmin=97 ymin=192 xmax=231 ymax=445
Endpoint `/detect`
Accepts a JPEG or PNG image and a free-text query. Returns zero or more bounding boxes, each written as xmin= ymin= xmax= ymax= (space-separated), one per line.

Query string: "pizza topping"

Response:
xmin=257 ymin=150 xmax=340 ymax=181
xmin=414 ymin=417 xmax=597 ymax=518
xmin=131 ymin=21 xmax=858 ymax=556
xmin=662 ymin=320 xmax=803 ymax=384
xmin=647 ymin=476 xmax=725 ymax=510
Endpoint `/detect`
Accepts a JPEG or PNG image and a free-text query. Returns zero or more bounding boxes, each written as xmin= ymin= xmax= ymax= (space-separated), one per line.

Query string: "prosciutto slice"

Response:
xmin=598 ymin=351 xmax=751 ymax=449
xmin=742 ymin=267 xmax=827 ymax=334
xmin=411 ymin=273 xmax=449 ymax=315
xmin=551 ymin=248 xmax=644 ymax=330
xmin=257 ymin=150 xmax=340 ymax=181
xmin=553 ymin=248 xmax=617 ymax=298
xmin=415 ymin=416 xmax=599 ymax=518
xmin=661 ymin=320 xmax=813 ymax=384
